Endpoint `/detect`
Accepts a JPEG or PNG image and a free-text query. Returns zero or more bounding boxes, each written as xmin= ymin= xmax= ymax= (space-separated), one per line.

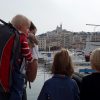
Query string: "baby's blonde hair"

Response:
xmin=11 ymin=14 xmax=30 ymax=29
xmin=90 ymin=48 xmax=100 ymax=71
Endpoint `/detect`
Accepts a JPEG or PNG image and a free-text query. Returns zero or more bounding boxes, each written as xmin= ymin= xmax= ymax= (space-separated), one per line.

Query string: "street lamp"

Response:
xmin=86 ymin=24 xmax=100 ymax=26
xmin=86 ymin=24 xmax=100 ymax=32
xmin=86 ymin=24 xmax=100 ymax=41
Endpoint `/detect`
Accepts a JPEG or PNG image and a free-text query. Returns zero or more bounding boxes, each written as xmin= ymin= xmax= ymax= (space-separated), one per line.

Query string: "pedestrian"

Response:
xmin=10 ymin=14 xmax=37 ymax=100
xmin=28 ymin=21 xmax=38 ymax=60
xmin=80 ymin=48 xmax=100 ymax=100
xmin=22 ymin=21 xmax=38 ymax=100
xmin=38 ymin=48 xmax=80 ymax=100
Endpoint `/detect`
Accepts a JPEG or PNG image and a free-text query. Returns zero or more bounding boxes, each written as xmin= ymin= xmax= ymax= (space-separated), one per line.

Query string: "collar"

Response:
xmin=52 ymin=74 xmax=70 ymax=79
xmin=18 ymin=31 xmax=28 ymax=37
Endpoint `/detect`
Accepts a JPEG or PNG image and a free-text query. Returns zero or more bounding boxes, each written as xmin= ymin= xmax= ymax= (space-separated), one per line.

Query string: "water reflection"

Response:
xmin=27 ymin=63 xmax=90 ymax=100
xmin=27 ymin=64 xmax=52 ymax=100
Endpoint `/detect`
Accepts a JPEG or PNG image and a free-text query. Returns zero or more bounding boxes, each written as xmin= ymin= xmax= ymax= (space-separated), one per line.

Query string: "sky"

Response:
xmin=0 ymin=0 xmax=100 ymax=35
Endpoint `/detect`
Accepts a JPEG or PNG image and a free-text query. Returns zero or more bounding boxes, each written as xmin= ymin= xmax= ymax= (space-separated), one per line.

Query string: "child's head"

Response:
xmin=52 ymin=48 xmax=74 ymax=77
xmin=11 ymin=14 xmax=30 ymax=34
xmin=90 ymin=48 xmax=100 ymax=71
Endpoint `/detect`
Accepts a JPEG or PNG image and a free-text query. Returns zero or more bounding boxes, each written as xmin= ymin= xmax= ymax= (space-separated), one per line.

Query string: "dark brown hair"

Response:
xmin=29 ymin=22 xmax=37 ymax=32
xmin=28 ymin=22 xmax=38 ymax=45
xmin=52 ymin=48 xmax=74 ymax=77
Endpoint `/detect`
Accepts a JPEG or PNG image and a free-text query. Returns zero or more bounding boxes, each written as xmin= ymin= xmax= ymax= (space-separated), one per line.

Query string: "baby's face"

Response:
xmin=20 ymin=24 xmax=30 ymax=35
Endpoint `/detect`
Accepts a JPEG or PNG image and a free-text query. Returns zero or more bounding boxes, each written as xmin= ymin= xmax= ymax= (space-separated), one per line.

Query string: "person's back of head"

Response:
xmin=28 ymin=21 xmax=38 ymax=46
xmin=90 ymin=48 xmax=100 ymax=71
xmin=29 ymin=22 xmax=37 ymax=35
xmin=52 ymin=48 xmax=74 ymax=77
xmin=11 ymin=14 xmax=30 ymax=33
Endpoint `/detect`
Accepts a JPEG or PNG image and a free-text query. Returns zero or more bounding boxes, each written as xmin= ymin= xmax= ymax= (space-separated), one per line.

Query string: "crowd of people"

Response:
xmin=38 ymin=48 xmax=100 ymax=100
xmin=0 ymin=14 xmax=100 ymax=100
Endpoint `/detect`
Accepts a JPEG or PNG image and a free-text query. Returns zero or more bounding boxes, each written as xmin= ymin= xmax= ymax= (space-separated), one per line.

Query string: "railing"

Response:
xmin=79 ymin=68 xmax=96 ymax=74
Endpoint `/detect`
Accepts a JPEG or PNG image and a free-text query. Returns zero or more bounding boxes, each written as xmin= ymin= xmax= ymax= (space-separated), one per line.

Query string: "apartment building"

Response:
xmin=37 ymin=34 xmax=47 ymax=51
xmin=37 ymin=25 xmax=100 ymax=51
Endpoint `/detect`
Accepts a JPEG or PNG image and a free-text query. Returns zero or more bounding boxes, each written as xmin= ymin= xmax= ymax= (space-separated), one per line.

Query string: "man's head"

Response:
xmin=11 ymin=14 xmax=30 ymax=34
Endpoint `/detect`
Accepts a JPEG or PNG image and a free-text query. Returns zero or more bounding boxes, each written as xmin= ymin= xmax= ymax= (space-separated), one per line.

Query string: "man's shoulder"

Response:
xmin=82 ymin=74 xmax=93 ymax=82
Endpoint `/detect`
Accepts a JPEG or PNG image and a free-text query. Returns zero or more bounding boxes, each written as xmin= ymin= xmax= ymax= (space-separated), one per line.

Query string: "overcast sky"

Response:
xmin=0 ymin=0 xmax=100 ymax=34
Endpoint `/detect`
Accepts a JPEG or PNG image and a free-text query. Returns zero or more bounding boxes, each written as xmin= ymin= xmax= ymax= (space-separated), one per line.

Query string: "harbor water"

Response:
xmin=27 ymin=64 xmax=52 ymax=100
xmin=26 ymin=63 xmax=90 ymax=100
